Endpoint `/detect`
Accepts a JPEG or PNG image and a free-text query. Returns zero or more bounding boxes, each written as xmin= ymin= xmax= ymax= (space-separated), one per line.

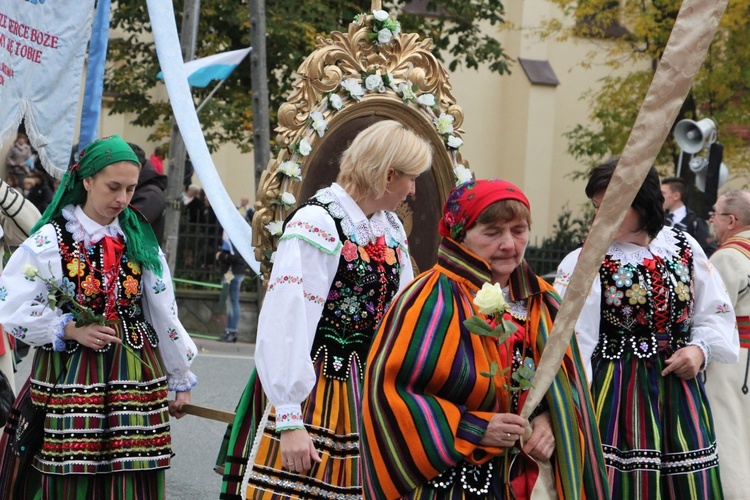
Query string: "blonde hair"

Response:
xmin=336 ymin=120 xmax=433 ymax=201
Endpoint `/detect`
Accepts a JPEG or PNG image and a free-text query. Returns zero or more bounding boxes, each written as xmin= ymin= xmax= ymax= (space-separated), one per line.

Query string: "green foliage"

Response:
xmin=541 ymin=203 xmax=591 ymax=251
xmin=107 ymin=0 xmax=511 ymax=152
xmin=542 ymin=0 xmax=750 ymax=177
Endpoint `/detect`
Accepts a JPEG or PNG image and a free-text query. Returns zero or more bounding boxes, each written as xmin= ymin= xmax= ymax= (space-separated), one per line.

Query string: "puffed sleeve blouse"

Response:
xmin=554 ymin=227 xmax=738 ymax=383
xmin=0 ymin=205 xmax=197 ymax=391
xmin=254 ymin=183 xmax=414 ymax=429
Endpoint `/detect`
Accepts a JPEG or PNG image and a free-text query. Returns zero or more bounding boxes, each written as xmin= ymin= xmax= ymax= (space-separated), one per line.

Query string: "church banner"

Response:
xmin=0 ymin=0 xmax=96 ymax=178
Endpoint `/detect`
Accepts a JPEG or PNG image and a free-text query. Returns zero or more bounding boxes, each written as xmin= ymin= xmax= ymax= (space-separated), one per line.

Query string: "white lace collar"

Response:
xmin=502 ymin=286 xmax=527 ymax=321
xmin=63 ymin=205 xmax=125 ymax=248
xmin=608 ymin=227 xmax=680 ymax=266
xmin=316 ymin=183 xmax=399 ymax=245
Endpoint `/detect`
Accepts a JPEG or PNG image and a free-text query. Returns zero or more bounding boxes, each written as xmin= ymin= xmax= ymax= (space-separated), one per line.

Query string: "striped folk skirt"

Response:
xmin=217 ymin=357 xmax=362 ymax=499
xmin=0 ymin=339 xmax=170 ymax=500
xmin=591 ymin=351 xmax=723 ymax=499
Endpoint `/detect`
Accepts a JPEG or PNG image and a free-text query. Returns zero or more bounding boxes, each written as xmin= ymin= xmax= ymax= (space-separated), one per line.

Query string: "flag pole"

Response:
xmin=195 ymin=77 xmax=228 ymax=114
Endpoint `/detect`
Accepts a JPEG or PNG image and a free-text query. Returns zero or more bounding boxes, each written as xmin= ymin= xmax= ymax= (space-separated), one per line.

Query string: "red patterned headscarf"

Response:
xmin=439 ymin=179 xmax=530 ymax=241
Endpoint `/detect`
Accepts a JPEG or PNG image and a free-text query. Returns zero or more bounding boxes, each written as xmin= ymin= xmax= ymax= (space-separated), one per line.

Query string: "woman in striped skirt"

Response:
xmin=360 ymin=179 xmax=610 ymax=499
xmin=554 ymin=159 xmax=739 ymax=499
xmin=0 ymin=136 xmax=197 ymax=499
xmin=215 ymin=121 xmax=433 ymax=499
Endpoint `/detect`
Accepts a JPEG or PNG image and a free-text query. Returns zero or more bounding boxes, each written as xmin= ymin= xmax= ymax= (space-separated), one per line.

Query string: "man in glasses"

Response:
xmin=661 ymin=176 xmax=716 ymax=255
xmin=706 ymin=189 xmax=750 ymax=499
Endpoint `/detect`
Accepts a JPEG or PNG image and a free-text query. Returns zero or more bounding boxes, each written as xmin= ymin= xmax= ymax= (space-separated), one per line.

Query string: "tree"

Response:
xmin=107 ymin=0 xmax=510 ymax=153
xmin=541 ymin=0 xmax=750 ymax=179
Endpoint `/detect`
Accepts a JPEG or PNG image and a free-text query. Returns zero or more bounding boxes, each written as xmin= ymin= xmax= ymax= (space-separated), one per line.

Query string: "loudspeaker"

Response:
xmin=674 ymin=118 xmax=717 ymax=154
xmin=692 ymin=159 xmax=728 ymax=192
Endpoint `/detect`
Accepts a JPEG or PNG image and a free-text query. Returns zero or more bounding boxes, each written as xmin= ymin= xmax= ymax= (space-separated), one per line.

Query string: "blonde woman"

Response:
xmin=217 ymin=120 xmax=433 ymax=499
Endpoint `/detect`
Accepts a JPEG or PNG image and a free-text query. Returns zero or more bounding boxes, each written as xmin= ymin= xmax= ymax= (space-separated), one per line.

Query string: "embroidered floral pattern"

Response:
xmin=267 ymin=274 xmax=303 ymax=292
xmin=152 ymin=279 xmax=166 ymax=294
xmin=341 ymin=240 xmax=358 ymax=262
xmin=123 ymin=275 xmax=139 ymax=297
xmin=60 ymin=277 xmax=75 ymax=296
xmin=304 ymin=291 xmax=326 ymax=305
xmin=168 ymin=328 xmax=179 ymax=341
xmin=67 ymin=258 xmax=86 ymax=278
xmin=626 ymin=283 xmax=648 ymax=305
xmin=34 ymin=234 xmax=51 ymax=247
xmin=81 ymin=274 xmax=101 ymax=296
xmin=673 ymin=262 xmax=689 ymax=282
xmin=0 ymin=287 xmax=7 ymax=301
xmin=716 ymin=303 xmax=731 ymax=314
xmin=11 ymin=326 xmax=27 ymax=338
xmin=613 ymin=267 xmax=634 ymax=287
xmin=674 ymin=282 xmax=690 ymax=301
xmin=127 ymin=261 xmax=141 ymax=275
xmin=604 ymin=286 xmax=624 ymax=306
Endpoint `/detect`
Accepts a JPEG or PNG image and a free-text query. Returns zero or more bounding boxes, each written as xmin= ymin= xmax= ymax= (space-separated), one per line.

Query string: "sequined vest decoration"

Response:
xmin=595 ymin=229 xmax=694 ymax=360
xmin=52 ymin=218 xmax=159 ymax=351
xmin=301 ymin=200 xmax=402 ymax=381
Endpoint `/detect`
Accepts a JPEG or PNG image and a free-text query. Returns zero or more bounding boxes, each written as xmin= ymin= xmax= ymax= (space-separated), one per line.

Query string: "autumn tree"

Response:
xmin=107 ymin=0 xmax=510 ymax=153
xmin=541 ymin=0 xmax=750 ymax=178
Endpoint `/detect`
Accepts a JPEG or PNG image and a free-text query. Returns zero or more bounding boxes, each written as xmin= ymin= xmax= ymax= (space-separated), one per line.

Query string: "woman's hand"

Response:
xmin=62 ymin=322 xmax=121 ymax=350
xmin=280 ymin=428 xmax=322 ymax=473
xmin=523 ymin=412 xmax=555 ymax=461
xmin=661 ymin=345 xmax=704 ymax=379
xmin=480 ymin=413 xmax=528 ymax=447
xmin=170 ymin=390 xmax=191 ymax=419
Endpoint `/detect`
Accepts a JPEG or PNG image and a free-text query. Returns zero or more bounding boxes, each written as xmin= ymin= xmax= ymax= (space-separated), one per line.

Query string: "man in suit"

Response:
xmin=661 ymin=176 xmax=716 ymax=255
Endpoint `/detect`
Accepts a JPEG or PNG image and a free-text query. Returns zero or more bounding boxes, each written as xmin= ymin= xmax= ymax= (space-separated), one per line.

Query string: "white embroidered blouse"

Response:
xmin=0 ymin=205 xmax=198 ymax=391
xmin=554 ymin=227 xmax=738 ymax=383
xmin=255 ymin=183 xmax=414 ymax=430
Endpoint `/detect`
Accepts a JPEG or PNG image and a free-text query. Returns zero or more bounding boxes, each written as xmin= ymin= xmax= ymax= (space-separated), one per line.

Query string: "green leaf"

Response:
xmin=463 ymin=315 xmax=496 ymax=336
xmin=480 ymin=360 xmax=498 ymax=378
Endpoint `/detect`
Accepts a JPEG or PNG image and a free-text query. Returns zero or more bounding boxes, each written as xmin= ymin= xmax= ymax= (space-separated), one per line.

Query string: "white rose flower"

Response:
xmin=399 ymin=82 xmax=417 ymax=101
xmin=377 ymin=28 xmax=393 ymax=44
xmin=473 ymin=282 xmax=507 ymax=315
xmin=341 ymin=78 xmax=365 ymax=100
xmin=447 ymin=135 xmax=463 ymax=149
xmin=365 ymin=74 xmax=384 ymax=92
xmin=329 ymin=93 xmax=344 ymax=110
xmin=434 ymin=112 xmax=455 ymax=135
xmin=454 ymin=165 xmax=473 ymax=185
xmin=298 ymin=138 xmax=312 ymax=156
xmin=310 ymin=111 xmax=327 ymax=137
xmin=278 ymin=161 xmax=302 ymax=180
xmin=22 ymin=263 xmax=39 ymax=279
xmin=265 ymin=221 xmax=283 ymax=236
xmin=279 ymin=192 xmax=297 ymax=207
xmin=372 ymin=9 xmax=389 ymax=21
xmin=416 ymin=94 xmax=436 ymax=107
xmin=385 ymin=72 xmax=395 ymax=88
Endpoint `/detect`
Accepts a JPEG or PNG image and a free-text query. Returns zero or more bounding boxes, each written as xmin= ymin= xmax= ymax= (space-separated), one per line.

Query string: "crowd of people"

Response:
xmin=0 ymin=122 xmax=748 ymax=500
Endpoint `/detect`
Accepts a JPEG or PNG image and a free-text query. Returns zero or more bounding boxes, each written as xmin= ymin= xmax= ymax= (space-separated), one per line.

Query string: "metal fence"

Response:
xmin=524 ymin=245 xmax=571 ymax=281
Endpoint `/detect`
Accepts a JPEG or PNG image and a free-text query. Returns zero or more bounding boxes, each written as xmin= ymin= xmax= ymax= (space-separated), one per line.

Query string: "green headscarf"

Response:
xmin=33 ymin=135 xmax=163 ymax=276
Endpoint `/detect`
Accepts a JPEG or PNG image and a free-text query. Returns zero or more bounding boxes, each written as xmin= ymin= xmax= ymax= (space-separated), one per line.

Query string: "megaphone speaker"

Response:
xmin=695 ymin=162 xmax=728 ymax=193
xmin=674 ymin=118 xmax=717 ymax=154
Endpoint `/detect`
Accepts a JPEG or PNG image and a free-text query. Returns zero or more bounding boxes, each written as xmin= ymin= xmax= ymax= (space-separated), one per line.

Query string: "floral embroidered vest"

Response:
xmin=52 ymin=217 xmax=159 ymax=351
xmin=300 ymin=199 xmax=402 ymax=381
xmin=596 ymin=229 xmax=694 ymax=360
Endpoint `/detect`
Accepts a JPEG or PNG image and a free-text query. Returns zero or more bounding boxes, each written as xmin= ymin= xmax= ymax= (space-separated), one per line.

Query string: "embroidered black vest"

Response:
xmin=595 ymin=229 xmax=694 ymax=361
xmin=52 ymin=217 xmax=159 ymax=351
xmin=299 ymin=200 xmax=402 ymax=381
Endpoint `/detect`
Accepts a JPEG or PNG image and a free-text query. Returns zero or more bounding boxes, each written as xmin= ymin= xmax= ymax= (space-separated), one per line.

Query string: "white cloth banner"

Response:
xmin=146 ymin=0 xmax=259 ymax=274
xmin=0 ymin=1 xmax=96 ymax=178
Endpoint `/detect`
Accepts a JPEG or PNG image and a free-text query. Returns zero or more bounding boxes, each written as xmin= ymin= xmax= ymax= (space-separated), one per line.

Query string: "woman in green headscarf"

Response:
xmin=0 ymin=135 xmax=198 ymax=499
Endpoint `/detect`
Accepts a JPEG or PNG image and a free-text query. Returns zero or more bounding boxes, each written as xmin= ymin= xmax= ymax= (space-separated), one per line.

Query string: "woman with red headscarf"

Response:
xmin=360 ymin=179 xmax=610 ymax=499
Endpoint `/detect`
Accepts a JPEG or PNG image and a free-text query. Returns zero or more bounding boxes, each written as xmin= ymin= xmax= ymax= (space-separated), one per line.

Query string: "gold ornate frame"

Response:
xmin=252 ymin=4 xmax=468 ymax=280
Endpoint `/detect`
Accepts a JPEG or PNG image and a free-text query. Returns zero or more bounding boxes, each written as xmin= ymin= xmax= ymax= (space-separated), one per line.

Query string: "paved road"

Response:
xmin=13 ymin=338 xmax=256 ymax=500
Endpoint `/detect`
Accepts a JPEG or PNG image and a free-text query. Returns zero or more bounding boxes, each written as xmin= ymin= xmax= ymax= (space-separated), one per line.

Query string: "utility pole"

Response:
xmin=250 ymin=0 xmax=270 ymax=189
xmin=164 ymin=0 xmax=201 ymax=274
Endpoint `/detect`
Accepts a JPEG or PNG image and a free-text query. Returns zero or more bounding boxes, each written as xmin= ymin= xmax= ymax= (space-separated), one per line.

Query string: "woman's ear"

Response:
xmin=386 ymin=168 xmax=394 ymax=183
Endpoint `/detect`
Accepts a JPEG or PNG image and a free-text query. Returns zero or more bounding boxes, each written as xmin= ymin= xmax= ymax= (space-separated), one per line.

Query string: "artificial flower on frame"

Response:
xmin=447 ymin=135 xmax=463 ymax=150
xmin=310 ymin=111 xmax=327 ymax=137
xmin=274 ymin=192 xmax=297 ymax=209
xmin=340 ymin=78 xmax=365 ymax=100
xmin=265 ymin=221 xmax=283 ymax=236
xmin=453 ymin=165 xmax=473 ymax=185
xmin=328 ymin=93 xmax=344 ymax=111
xmin=277 ymin=161 xmax=302 ymax=181
xmin=290 ymin=138 xmax=312 ymax=156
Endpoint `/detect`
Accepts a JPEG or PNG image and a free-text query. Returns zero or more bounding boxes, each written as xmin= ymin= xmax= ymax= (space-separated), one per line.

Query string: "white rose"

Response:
xmin=473 ymin=282 xmax=507 ymax=315
xmin=329 ymin=93 xmax=344 ymax=110
xmin=377 ymin=28 xmax=393 ymax=44
xmin=434 ymin=112 xmax=455 ymax=135
xmin=265 ymin=221 xmax=283 ymax=236
xmin=298 ymin=138 xmax=312 ymax=156
xmin=399 ymin=82 xmax=417 ymax=101
xmin=310 ymin=111 xmax=327 ymax=137
xmin=22 ymin=263 xmax=39 ymax=279
xmin=278 ymin=161 xmax=302 ymax=180
xmin=416 ymin=94 xmax=436 ymax=107
xmin=372 ymin=9 xmax=389 ymax=21
xmin=447 ymin=135 xmax=463 ymax=149
xmin=454 ymin=165 xmax=473 ymax=185
xmin=365 ymin=74 xmax=384 ymax=92
xmin=341 ymin=78 xmax=364 ymax=100
xmin=279 ymin=192 xmax=296 ymax=206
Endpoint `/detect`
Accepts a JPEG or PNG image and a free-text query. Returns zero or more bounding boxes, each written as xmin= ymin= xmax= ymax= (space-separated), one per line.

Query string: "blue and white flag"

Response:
xmin=0 ymin=1 xmax=96 ymax=177
xmin=157 ymin=47 xmax=251 ymax=88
